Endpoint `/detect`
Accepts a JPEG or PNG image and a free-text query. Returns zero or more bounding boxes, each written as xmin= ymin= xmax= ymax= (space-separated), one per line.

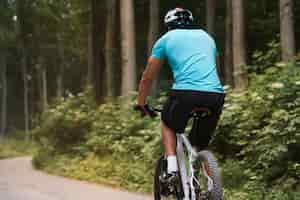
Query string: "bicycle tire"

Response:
xmin=197 ymin=150 xmax=223 ymax=200
xmin=154 ymin=155 xmax=183 ymax=200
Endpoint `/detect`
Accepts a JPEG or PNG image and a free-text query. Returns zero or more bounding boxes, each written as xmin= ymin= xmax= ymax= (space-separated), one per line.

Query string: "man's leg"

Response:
xmin=161 ymin=121 xmax=177 ymax=155
xmin=161 ymin=121 xmax=178 ymax=173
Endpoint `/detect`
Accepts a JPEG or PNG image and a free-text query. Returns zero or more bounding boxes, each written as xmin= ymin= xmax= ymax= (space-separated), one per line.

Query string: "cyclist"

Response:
xmin=135 ymin=8 xmax=225 ymax=181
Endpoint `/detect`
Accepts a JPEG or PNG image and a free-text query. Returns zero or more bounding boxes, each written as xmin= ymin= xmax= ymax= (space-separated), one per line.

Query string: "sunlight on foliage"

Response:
xmin=32 ymin=54 xmax=300 ymax=198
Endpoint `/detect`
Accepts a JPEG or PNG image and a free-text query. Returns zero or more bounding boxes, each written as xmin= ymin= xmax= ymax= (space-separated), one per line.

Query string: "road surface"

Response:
xmin=0 ymin=157 xmax=152 ymax=200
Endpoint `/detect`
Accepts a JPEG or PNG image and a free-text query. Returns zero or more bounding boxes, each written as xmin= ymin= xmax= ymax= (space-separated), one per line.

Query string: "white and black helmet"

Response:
xmin=164 ymin=8 xmax=194 ymax=29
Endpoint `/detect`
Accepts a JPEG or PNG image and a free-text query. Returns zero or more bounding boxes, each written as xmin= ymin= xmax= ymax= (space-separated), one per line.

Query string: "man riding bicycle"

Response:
xmin=135 ymin=8 xmax=225 ymax=181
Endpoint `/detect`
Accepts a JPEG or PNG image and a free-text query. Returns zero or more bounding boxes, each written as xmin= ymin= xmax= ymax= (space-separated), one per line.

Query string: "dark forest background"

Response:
xmin=0 ymin=0 xmax=299 ymax=133
xmin=1 ymin=1 xmax=300 ymax=199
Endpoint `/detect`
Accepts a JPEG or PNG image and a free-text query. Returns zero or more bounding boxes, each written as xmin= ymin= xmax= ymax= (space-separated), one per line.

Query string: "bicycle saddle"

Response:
xmin=190 ymin=107 xmax=211 ymax=118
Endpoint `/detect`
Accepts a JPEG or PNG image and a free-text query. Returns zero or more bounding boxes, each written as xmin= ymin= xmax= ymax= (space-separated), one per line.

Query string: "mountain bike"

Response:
xmin=153 ymin=108 xmax=223 ymax=200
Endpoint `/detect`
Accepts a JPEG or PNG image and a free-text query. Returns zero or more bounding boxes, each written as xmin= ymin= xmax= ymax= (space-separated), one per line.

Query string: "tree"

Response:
xmin=17 ymin=0 xmax=30 ymax=133
xmin=41 ymin=63 xmax=48 ymax=110
xmin=105 ymin=0 xmax=117 ymax=97
xmin=56 ymin=33 xmax=64 ymax=98
xmin=224 ymin=0 xmax=234 ymax=86
xmin=36 ymin=23 xmax=48 ymax=111
xmin=90 ymin=0 xmax=106 ymax=103
xmin=0 ymin=53 xmax=7 ymax=136
xmin=120 ymin=0 xmax=137 ymax=96
xmin=87 ymin=1 xmax=93 ymax=86
xmin=280 ymin=0 xmax=295 ymax=62
xmin=148 ymin=0 xmax=160 ymax=96
xmin=232 ymin=0 xmax=248 ymax=91
xmin=0 ymin=0 xmax=11 ymax=137
xmin=206 ymin=0 xmax=216 ymax=36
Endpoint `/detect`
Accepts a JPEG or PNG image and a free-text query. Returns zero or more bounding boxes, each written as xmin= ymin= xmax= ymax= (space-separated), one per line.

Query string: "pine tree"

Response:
xmin=232 ymin=0 xmax=248 ymax=91
xmin=280 ymin=0 xmax=295 ymax=61
xmin=120 ymin=0 xmax=137 ymax=96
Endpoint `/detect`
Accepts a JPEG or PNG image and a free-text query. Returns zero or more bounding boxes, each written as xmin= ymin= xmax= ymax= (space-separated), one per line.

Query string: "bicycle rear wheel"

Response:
xmin=196 ymin=150 xmax=223 ymax=200
xmin=154 ymin=155 xmax=183 ymax=200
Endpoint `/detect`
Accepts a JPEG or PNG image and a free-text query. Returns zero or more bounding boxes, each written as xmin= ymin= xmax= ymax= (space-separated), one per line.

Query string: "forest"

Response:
xmin=0 ymin=0 xmax=300 ymax=199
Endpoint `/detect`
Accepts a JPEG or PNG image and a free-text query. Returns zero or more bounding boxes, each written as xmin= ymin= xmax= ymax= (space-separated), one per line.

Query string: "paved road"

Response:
xmin=0 ymin=157 xmax=152 ymax=200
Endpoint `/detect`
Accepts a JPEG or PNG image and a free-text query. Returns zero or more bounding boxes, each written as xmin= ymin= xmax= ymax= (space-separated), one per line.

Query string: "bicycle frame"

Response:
xmin=153 ymin=108 xmax=215 ymax=200
xmin=176 ymin=133 xmax=214 ymax=200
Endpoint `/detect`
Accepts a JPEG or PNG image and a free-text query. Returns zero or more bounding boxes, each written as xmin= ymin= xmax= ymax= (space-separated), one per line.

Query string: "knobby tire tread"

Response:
xmin=198 ymin=150 xmax=223 ymax=200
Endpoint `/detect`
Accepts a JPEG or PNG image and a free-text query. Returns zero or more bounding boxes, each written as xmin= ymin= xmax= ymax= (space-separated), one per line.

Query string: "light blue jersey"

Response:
xmin=151 ymin=29 xmax=224 ymax=93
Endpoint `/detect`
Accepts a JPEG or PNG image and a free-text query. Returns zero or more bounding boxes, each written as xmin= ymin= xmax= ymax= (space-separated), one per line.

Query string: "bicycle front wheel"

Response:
xmin=196 ymin=150 xmax=223 ymax=200
xmin=154 ymin=155 xmax=183 ymax=200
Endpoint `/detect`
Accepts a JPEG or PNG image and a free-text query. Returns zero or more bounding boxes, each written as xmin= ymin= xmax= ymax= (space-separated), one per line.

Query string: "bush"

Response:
xmin=32 ymin=92 xmax=164 ymax=192
xmin=32 ymin=54 xmax=300 ymax=196
xmin=249 ymin=40 xmax=281 ymax=73
xmin=32 ymin=90 xmax=96 ymax=153
xmin=214 ymin=61 xmax=300 ymax=191
xmin=0 ymin=132 xmax=37 ymax=159
xmin=85 ymin=100 xmax=162 ymax=161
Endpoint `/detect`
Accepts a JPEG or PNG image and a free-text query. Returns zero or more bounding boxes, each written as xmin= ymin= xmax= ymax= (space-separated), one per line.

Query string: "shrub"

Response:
xmin=32 ymin=54 xmax=300 ymax=196
xmin=214 ymin=61 xmax=300 ymax=190
xmin=32 ymin=89 xmax=96 ymax=153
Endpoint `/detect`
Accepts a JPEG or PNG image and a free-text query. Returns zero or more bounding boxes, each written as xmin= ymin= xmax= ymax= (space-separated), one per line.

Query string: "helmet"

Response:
xmin=164 ymin=8 xmax=194 ymax=30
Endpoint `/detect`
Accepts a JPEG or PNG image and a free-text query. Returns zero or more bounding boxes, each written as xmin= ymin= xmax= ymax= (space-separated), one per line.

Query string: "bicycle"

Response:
xmin=153 ymin=107 xmax=223 ymax=200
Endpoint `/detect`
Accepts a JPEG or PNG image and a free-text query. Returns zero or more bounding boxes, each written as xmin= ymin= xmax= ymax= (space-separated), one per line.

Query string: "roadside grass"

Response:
xmin=31 ymin=59 xmax=300 ymax=198
xmin=33 ymin=152 xmax=154 ymax=193
xmin=32 ymin=151 xmax=300 ymax=199
xmin=0 ymin=135 xmax=37 ymax=159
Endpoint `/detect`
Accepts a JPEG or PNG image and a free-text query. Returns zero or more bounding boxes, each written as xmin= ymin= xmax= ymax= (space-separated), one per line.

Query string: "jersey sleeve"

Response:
xmin=150 ymin=36 xmax=166 ymax=60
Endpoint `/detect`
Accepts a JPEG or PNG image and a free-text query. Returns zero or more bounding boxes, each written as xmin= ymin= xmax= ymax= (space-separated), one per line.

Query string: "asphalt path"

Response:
xmin=0 ymin=157 xmax=152 ymax=200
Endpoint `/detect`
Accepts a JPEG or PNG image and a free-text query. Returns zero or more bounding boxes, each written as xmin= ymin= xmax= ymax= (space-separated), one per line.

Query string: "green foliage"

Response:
xmin=0 ymin=133 xmax=37 ymax=159
xmin=214 ymin=61 xmax=300 ymax=194
xmin=33 ymin=57 xmax=300 ymax=197
xmin=33 ymin=152 xmax=154 ymax=193
xmin=32 ymin=90 xmax=96 ymax=153
xmin=32 ymin=91 xmax=164 ymax=192
xmin=250 ymin=40 xmax=281 ymax=73
xmin=85 ymin=99 xmax=162 ymax=161
xmin=0 ymin=0 xmax=15 ymax=48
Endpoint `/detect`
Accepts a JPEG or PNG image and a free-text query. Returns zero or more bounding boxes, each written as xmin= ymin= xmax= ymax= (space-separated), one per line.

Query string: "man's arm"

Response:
xmin=137 ymin=57 xmax=163 ymax=106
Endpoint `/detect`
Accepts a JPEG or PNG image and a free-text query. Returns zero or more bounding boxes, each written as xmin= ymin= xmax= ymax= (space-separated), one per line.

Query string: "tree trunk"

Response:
xmin=148 ymin=0 xmax=159 ymax=55
xmin=105 ymin=0 xmax=117 ymax=97
xmin=36 ymin=56 xmax=47 ymax=112
xmin=56 ymin=62 xmax=64 ymax=98
xmin=120 ymin=0 xmax=137 ymax=96
xmin=91 ymin=0 xmax=106 ymax=103
xmin=0 ymin=53 xmax=7 ymax=137
xmin=17 ymin=0 xmax=29 ymax=133
xmin=56 ymin=34 xmax=64 ymax=98
xmin=280 ymin=0 xmax=295 ymax=62
xmin=41 ymin=66 xmax=48 ymax=110
xmin=224 ymin=0 xmax=234 ymax=86
xmin=206 ymin=0 xmax=216 ymax=36
xmin=232 ymin=0 xmax=248 ymax=91
xmin=87 ymin=2 xmax=93 ymax=86
xmin=22 ymin=52 xmax=29 ymax=133
xmin=148 ymin=0 xmax=160 ymax=96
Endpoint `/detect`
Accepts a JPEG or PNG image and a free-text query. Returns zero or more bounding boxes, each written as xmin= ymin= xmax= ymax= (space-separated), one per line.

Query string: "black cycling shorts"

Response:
xmin=161 ymin=90 xmax=225 ymax=150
